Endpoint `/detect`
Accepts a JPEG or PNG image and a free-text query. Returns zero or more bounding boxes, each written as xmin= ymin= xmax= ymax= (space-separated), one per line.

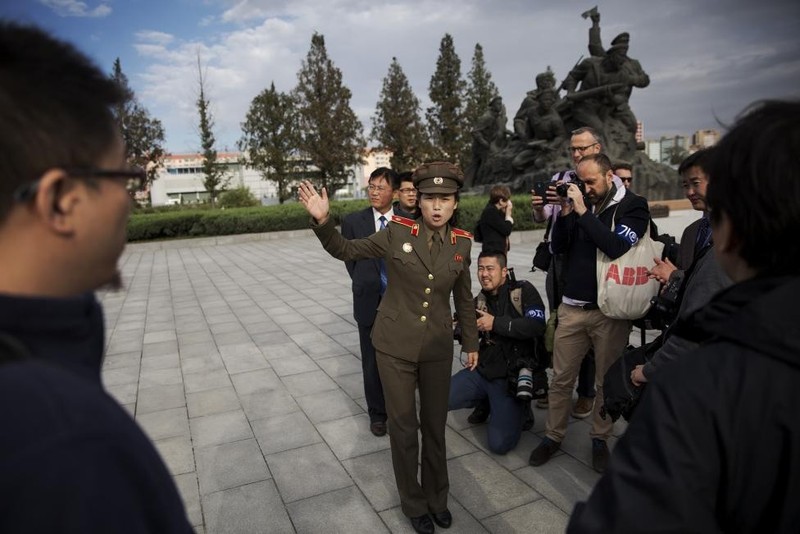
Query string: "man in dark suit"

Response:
xmin=341 ymin=167 xmax=400 ymax=436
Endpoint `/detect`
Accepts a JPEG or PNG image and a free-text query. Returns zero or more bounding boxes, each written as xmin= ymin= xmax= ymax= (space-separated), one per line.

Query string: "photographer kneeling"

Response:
xmin=450 ymin=251 xmax=548 ymax=454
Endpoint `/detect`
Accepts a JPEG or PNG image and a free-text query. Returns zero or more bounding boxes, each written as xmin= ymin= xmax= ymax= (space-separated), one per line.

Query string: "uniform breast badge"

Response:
xmin=402 ymin=243 xmax=413 ymax=253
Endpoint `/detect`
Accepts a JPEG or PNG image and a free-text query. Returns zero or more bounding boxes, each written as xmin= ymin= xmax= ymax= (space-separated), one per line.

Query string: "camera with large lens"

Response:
xmin=649 ymin=276 xmax=681 ymax=323
xmin=556 ymin=179 xmax=586 ymax=197
xmin=516 ymin=368 xmax=534 ymax=399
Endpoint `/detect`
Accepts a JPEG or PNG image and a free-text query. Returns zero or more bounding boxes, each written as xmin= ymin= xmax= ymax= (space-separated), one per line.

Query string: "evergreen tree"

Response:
xmin=196 ymin=56 xmax=229 ymax=207
xmin=426 ymin=34 xmax=466 ymax=163
xmin=463 ymin=43 xmax=500 ymax=168
xmin=293 ymin=33 xmax=364 ymax=196
xmin=239 ymin=82 xmax=300 ymax=204
xmin=110 ymin=59 xmax=166 ymax=193
xmin=371 ymin=57 xmax=430 ymax=171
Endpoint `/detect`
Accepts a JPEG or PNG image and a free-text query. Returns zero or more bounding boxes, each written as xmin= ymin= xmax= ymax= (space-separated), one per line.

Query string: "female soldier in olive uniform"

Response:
xmin=298 ymin=162 xmax=479 ymax=534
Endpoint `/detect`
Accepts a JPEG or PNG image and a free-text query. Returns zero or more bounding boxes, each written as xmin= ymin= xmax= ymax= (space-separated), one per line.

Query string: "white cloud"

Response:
xmin=135 ymin=30 xmax=175 ymax=46
xmin=39 ymin=0 xmax=111 ymax=18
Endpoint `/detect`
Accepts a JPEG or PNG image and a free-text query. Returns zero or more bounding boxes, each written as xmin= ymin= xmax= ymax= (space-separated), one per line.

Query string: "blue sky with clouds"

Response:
xmin=3 ymin=0 xmax=799 ymax=153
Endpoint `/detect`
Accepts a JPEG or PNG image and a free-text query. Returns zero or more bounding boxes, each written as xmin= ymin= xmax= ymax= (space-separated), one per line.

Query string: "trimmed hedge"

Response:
xmin=127 ymin=194 xmax=543 ymax=242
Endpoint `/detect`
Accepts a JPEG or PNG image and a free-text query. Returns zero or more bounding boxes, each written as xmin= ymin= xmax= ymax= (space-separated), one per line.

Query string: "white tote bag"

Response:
xmin=596 ymin=208 xmax=664 ymax=320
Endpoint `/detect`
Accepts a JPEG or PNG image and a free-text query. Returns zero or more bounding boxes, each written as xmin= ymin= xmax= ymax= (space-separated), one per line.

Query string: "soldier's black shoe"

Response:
xmin=410 ymin=514 xmax=435 ymax=534
xmin=529 ymin=437 xmax=560 ymax=466
xmin=467 ymin=401 xmax=490 ymax=425
xmin=432 ymin=509 xmax=452 ymax=528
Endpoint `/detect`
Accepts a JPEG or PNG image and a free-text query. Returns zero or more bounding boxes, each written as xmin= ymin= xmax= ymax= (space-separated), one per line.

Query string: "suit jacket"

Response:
xmin=313 ymin=217 xmax=479 ymax=362
xmin=341 ymin=207 xmax=383 ymax=327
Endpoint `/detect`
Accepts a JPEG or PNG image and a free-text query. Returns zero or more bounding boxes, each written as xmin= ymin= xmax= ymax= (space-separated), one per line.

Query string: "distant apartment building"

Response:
xmin=149 ymin=149 xmax=394 ymax=206
xmin=635 ymin=120 xmax=644 ymax=144
xmin=690 ymin=129 xmax=720 ymax=152
xmin=149 ymin=153 xmax=276 ymax=206
xmin=642 ymin=135 xmax=689 ymax=166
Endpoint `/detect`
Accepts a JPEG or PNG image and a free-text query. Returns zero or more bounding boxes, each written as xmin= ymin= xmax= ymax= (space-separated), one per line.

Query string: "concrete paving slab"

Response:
xmin=251 ymin=411 xmax=322 ymax=455
xmin=173 ymin=472 xmax=203 ymax=528
xmin=239 ymin=388 xmax=300 ymax=421
xmin=296 ymin=388 xmax=364 ymax=424
xmin=136 ymin=383 xmax=186 ymax=415
xmin=481 ymin=498 xmax=568 ymax=533
xmin=136 ymin=406 xmax=190 ymax=442
xmin=190 ymin=409 xmax=252 ymax=448
xmin=229 ymin=368 xmax=282 ymax=395
xmin=513 ymin=453 xmax=601 ymax=515
xmin=154 ymin=434 xmax=195 ymax=476
xmin=186 ymin=386 xmax=241 ymax=419
xmin=202 ymin=480 xmax=293 ymax=534
xmin=266 ymin=442 xmax=353 ymax=503
xmin=317 ymin=413 xmax=391 ymax=461
xmin=447 ymin=451 xmax=541 ymax=519
xmin=195 ymin=438 xmax=270 ymax=495
xmin=287 ymin=486 xmax=388 ymax=534
xmin=341 ymin=448 xmax=399 ymax=512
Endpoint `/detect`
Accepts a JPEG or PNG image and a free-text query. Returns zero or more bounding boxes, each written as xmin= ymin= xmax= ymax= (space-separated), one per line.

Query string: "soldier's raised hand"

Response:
xmin=298 ymin=180 xmax=330 ymax=224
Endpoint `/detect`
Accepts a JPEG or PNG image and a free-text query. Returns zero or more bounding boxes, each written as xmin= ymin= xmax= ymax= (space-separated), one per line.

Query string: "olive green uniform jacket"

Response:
xmin=313 ymin=216 xmax=479 ymax=361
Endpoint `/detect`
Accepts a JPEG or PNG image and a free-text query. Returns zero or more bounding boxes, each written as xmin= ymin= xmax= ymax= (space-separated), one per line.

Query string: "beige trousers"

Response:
xmin=545 ymin=303 xmax=631 ymax=442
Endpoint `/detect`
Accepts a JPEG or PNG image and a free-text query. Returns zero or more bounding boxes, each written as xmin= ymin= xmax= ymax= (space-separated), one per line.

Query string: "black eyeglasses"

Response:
xmin=619 ymin=177 xmax=633 ymax=184
xmin=568 ymin=143 xmax=599 ymax=153
xmin=13 ymin=167 xmax=146 ymax=202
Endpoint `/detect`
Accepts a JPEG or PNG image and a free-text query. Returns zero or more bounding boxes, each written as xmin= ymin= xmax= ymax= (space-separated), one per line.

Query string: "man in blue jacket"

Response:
xmin=0 ymin=22 xmax=192 ymax=532
xmin=529 ymin=152 xmax=649 ymax=473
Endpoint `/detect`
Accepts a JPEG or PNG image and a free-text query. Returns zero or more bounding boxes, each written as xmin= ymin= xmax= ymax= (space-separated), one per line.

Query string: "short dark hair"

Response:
xmin=577 ymin=153 xmax=612 ymax=176
xmin=397 ymin=171 xmax=413 ymax=185
xmin=0 ymin=22 xmax=124 ymax=220
xmin=369 ymin=167 xmax=399 ymax=190
xmin=613 ymin=161 xmax=633 ymax=174
xmin=678 ymin=148 xmax=713 ymax=176
xmin=478 ymin=250 xmax=507 ymax=269
xmin=489 ymin=185 xmax=511 ymax=205
xmin=706 ymin=100 xmax=800 ymax=276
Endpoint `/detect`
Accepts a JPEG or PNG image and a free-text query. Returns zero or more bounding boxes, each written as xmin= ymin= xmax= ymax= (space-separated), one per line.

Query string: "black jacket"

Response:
xmin=568 ymin=275 xmax=800 ymax=533
xmin=0 ymin=293 xmax=193 ymax=533
xmin=477 ymin=203 xmax=512 ymax=253
xmin=552 ymin=187 xmax=649 ymax=303
xmin=476 ymin=281 xmax=547 ymax=380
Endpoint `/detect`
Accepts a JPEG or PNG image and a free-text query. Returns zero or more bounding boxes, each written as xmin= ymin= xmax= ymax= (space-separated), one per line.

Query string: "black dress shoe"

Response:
xmin=409 ymin=514 xmax=434 ymax=534
xmin=467 ymin=400 xmax=490 ymax=424
xmin=431 ymin=509 xmax=452 ymax=528
xmin=370 ymin=421 xmax=387 ymax=437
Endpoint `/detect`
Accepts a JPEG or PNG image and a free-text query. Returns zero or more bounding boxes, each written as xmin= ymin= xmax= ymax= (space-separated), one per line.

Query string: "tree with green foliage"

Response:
xmin=293 ymin=33 xmax=364 ymax=196
xmin=426 ymin=34 xmax=467 ymax=164
xmin=239 ymin=82 xmax=300 ymax=203
xmin=371 ymin=57 xmax=430 ymax=171
xmin=196 ymin=56 xmax=229 ymax=208
xmin=462 ymin=43 xmax=500 ymax=168
xmin=110 ymin=58 xmax=166 ymax=193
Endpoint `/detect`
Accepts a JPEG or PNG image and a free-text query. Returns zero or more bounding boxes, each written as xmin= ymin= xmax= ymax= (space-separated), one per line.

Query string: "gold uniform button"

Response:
xmin=420 ymin=315 xmax=427 ymax=322
xmin=427 ymin=274 xmax=434 ymax=280
xmin=422 ymin=302 xmax=429 ymax=308
xmin=424 ymin=288 xmax=431 ymax=294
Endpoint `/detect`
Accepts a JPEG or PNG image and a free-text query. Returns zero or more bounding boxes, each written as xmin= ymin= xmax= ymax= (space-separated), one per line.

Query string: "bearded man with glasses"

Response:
xmin=0 ymin=22 xmax=192 ymax=532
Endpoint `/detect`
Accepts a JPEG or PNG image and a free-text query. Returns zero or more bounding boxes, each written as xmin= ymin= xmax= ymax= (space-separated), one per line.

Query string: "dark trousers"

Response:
xmin=376 ymin=352 xmax=451 ymax=518
xmin=448 ymin=369 xmax=526 ymax=454
xmin=358 ymin=323 xmax=386 ymax=423
xmin=577 ymin=350 xmax=596 ymax=399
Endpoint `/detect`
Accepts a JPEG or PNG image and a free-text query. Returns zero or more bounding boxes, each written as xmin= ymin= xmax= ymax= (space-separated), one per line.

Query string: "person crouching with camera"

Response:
xmin=449 ymin=251 xmax=548 ymax=454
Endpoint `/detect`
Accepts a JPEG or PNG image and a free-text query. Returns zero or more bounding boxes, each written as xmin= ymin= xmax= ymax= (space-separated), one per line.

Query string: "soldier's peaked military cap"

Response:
xmin=412 ymin=161 xmax=464 ymax=194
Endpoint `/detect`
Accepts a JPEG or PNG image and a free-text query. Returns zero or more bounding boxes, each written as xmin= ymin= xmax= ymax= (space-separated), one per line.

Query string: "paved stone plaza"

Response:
xmin=100 ymin=209 xmax=700 ymax=533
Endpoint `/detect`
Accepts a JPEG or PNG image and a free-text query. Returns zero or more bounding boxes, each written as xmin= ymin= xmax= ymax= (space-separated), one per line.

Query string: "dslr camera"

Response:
xmin=556 ymin=179 xmax=586 ymax=198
